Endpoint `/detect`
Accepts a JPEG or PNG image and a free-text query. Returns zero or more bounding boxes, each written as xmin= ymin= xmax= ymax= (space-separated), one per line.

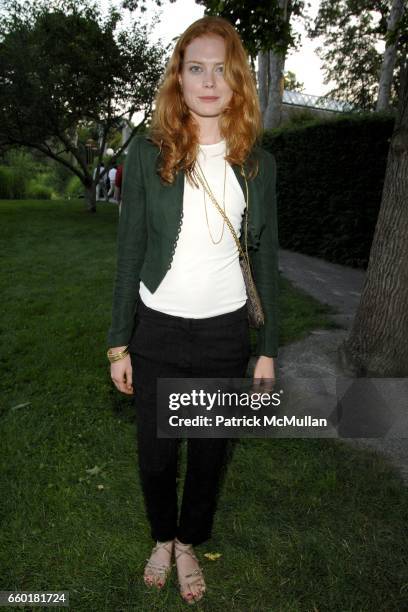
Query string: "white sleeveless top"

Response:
xmin=139 ymin=139 xmax=247 ymax=317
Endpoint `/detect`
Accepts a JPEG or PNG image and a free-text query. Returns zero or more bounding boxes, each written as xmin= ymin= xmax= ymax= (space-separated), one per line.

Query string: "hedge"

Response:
xmin=262 ymin=112 xmax=395 ymax=269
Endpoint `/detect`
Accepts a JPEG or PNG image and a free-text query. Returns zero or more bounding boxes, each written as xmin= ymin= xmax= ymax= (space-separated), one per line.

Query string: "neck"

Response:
xmin=192 ymin=113 xmax=222 ymax=145
xmin=199 ymin=136 xmax=224 ymax=145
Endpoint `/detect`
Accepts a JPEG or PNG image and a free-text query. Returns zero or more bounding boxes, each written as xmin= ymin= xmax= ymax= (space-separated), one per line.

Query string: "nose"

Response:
xmin=203 ymin=71 xmax=215 ymax=88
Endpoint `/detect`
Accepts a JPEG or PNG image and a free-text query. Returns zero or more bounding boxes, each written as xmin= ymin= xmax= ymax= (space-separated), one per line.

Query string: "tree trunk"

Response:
xmin=338 ymin=57 xmax=408 ymax=376
xmin=85 ymin=182 xmax=97 ymax=213
xmin=262 ymin=0 xmax=288 ymax=129
xmin=376 ymin=0 xmax=405 ymax=111
xmin=263 ymin=50 xmax=286 ymax=129
xmin=258 ymin=50 xmax=269 ymax=115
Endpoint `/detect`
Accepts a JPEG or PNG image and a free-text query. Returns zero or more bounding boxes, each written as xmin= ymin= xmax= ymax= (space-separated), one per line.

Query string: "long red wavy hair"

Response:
xmin=148 ymin=16 xmax=263 ymax=184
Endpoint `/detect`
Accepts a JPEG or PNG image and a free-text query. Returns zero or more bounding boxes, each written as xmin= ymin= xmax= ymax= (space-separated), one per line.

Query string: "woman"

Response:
xmin=107 ymin=16 xmax=279 ymax=605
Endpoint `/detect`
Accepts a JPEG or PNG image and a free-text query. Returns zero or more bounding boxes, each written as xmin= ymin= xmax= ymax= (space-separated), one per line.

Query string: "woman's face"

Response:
xmin=178 ymin=34 xmax=233 ymax=121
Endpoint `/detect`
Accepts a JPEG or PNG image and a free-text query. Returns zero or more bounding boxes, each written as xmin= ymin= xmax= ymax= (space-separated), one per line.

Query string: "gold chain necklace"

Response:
xmin=195 ymin=157 xmax=226 ymax=245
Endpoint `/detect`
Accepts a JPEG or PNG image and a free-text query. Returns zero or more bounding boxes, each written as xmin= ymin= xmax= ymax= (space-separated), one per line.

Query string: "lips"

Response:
xmin=198 ymin=97 xmax=219 ymax=101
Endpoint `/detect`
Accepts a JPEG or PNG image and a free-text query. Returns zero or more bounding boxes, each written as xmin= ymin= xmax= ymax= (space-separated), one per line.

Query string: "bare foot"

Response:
xmin=174 ymin=537 xmax=206 ymax=604
xmin=144 ymin=539 xmax=174 ymax=588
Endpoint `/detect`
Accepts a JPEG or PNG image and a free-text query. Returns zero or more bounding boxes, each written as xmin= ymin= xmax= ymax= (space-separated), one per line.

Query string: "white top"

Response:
xmin=139 ymin=139 xmax=247 ymax=318
xmin=109 ymin=167 xmax=117 ymax=182
xmin=93 ymin=166 xmax=105 ymax=180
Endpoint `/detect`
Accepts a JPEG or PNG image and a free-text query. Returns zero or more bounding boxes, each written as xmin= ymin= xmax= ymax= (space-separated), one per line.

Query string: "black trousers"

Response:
xmin=129 ymin=298 xmax=251 ymax=546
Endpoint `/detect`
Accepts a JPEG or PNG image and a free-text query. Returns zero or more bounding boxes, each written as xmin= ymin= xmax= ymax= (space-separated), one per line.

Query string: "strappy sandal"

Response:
xmin=174 ymin=538 xmax=206 ymax=604
xmin=143 ymin=539 xmax=175 ymax=589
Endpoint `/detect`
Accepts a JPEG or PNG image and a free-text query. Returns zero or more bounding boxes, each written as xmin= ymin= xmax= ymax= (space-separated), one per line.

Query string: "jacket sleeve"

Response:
xmin=106 ymin=137 xmax=147 ymax=347
xmin=250 ymin=151 xmax=280 ymax=358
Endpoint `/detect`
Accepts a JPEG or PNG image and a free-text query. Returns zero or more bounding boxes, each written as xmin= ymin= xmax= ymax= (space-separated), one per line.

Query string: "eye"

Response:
xmin=189 ymin=65 xmax=202 ymax=73
xmin=215 ymin=65 xmax=224 ymax=73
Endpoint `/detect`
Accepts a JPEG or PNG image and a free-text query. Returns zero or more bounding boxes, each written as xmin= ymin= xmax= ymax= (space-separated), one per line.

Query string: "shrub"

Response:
xmin=262 ymin=111 xmax=396 ymax=269
xmin=26 ymin=178 xmax=53 ymax=200
xmin=0 ymin=164 xmax=28 ymax=198
xmin=65 ymin=175 xmax=85 ymax=199
xmin=0 ymin=167 xmax=13 ymax=198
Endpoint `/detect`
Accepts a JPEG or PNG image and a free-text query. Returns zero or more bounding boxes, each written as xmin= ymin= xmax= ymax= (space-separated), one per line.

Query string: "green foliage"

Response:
xmin=195 ymin=0 xmax=310 ymax=59
xmin=0 ymin=149 xmax=62 ymax=199
xmin=0 ymin=0 xmax=168 ymax=202
xmin=262 ymin=112 xmax=396 ymax=269
xmin=4 ymin=148 xmax=35 ymax=178
xmin=0 ymin=149 xmax=36 ymax=198
xmin=280 ymin=109 xmax=317 ymax=128
xmin=0 ymin=166 xmax=58 ymax=200
xmin=26 ymin=177 xmax=54 ymax=200
xmin=122 ymin=0 xmax=176 ymax=11
xmin=284 ymin=70 xmax=304 ymax=92
xmin=65 ymin=175 xmax=85 ymax=199
xmin=0 ymin=167 xmax=15 ymax=198
xmin=108 ymin=130 xmax=123 ymax=155
xmin=307 ymin=0 xmax=408 ymax=110
xmin=49 ymin=156 xmax=75 ymax=195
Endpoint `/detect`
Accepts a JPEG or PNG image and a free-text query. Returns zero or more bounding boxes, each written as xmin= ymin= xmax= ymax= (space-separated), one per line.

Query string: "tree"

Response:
xmin=308 ymin=0 xmax=408 ymax=111
xmin=284 ymin=70 xmax=304 ymax=92
xmin=258 ymin=0 xmax=305 ymax=128
xmin=376 ymin=0 xmax=406 ymax=111
xmin=0 ymin=0 xmax=167 ymax=211
xmin=337 ymin=54 xmax=408 ymax=376
xmin=122 ymin=0 xmax=176 ymax=10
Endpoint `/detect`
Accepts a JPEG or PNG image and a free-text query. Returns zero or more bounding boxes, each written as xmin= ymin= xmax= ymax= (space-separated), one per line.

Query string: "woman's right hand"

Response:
xmin=110 ymin=347 xmax=133 ymax=395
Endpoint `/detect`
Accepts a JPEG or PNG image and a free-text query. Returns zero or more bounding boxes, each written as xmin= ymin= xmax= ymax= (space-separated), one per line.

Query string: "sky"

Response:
xmin=101 ymin=0 xmax=336 ymax=97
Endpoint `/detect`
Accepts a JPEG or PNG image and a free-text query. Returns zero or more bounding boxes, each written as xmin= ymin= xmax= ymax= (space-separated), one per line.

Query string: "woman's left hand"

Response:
xmin=253 ymin=356 xmax=275 ymax=381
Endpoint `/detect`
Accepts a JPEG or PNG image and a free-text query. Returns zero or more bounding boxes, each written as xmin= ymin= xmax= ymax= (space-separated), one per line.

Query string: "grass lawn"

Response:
xmin=1 ymin=199 xmax=407 ymax=612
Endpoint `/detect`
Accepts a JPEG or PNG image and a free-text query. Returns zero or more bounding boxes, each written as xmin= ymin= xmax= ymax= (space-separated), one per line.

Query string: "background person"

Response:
xmin=114 ymin=163 xmax=123 ymax=211
xmin=108 ymin=163 xmax=117 ymax=199
xmin=93 ymin=162 xmax=107 ymax=201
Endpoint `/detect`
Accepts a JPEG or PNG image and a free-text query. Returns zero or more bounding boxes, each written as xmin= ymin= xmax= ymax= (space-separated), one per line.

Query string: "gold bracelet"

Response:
xmin=107 ymin=346 xmax=129 ymax=363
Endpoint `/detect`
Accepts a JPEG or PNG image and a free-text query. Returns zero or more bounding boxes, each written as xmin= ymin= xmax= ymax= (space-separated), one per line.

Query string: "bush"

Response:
xmin=0 ymin=164 xmax=28 ymax=199
xmin=0 ymin=149 xmax=38 ymax=198
xmin=262 ymin=111 xmax=396 ymax=269
xmin=26 ymin=178 xmax=53 ymax=200
xmin=0 ymin=167 xmax=13 ymax=198
xmin=280 ymin=109 xmax=318 ymax=128
xmin=65 ymin=175 xmax=85 ymax=199
xmin=49 ymin=156 xmax=76 ymax=196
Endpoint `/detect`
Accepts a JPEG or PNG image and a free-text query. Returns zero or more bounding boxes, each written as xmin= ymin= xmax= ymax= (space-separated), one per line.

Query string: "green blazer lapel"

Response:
xmin=231 ymin=163 xmax=246 ymax=195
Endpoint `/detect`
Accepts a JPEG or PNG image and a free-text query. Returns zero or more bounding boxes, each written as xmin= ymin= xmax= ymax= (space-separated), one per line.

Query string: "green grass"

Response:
xmin=1 ymin=199 xmax=407 ymax=612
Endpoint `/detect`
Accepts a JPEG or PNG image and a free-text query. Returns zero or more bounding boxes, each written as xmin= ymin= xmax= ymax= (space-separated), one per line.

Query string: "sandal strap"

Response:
xmin=174 ymin=549 xmax=203 ymax=571
xmin=179 ymin=575 xmax=205 ymax=588
xmin=145 ymin=560 xmax=171 ymax=572
xmin=152 ymin=540 xmax=173 ymax=555
xmin=144 ymin=540 xmax=174 ymax=584
xmin=174 ymin=545 xmax=199 ymax=562
xmin=179 ymin=576 xmax=206 ymax=593
xmin=184 ymin=568 xmax=203 ymax=578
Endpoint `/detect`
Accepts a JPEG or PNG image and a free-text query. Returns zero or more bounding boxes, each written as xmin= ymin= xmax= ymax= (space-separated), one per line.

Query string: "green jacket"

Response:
xmin=107 ymin=135 xmax=280 ymax=357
